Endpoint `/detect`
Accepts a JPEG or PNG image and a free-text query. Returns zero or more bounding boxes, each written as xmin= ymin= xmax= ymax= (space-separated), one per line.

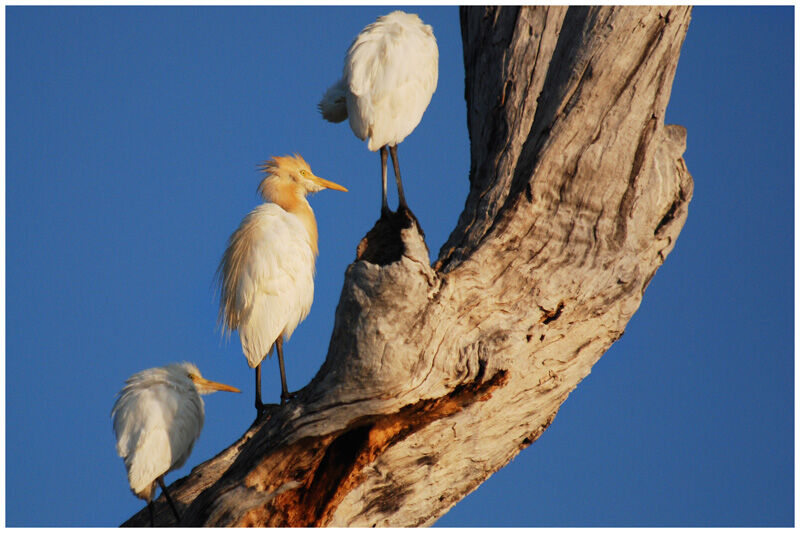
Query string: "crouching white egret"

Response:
xmin=111 ymin=362 xmax=240 ymax=526
xmin=319 ymin=10 xmax=438 ymax=214
xmin=216 ymin=154 xmax=347 ymax=413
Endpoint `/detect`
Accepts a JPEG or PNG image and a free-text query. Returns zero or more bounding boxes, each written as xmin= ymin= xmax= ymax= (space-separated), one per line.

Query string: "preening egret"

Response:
xmin=319 ymin=10 xmax=438 ymax=214
xmin=111 ymin=362 xmax=240 ymax=526
xmin=216 ymin=154 xmax=347 ymax=412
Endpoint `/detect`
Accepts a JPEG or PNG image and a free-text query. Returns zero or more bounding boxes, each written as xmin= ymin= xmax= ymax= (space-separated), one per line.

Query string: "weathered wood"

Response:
xmin=122 ymin=6 xmax=693 ymax=527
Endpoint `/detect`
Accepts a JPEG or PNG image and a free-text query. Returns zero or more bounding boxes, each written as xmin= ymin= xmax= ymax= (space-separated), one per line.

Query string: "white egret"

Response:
xmin=216 ymin=154 xmax=347 ymax=412
xmin=111 ymin=362 xmax=240 ymax=526
xmin=319 ymin=10 xmax=438 ymax=214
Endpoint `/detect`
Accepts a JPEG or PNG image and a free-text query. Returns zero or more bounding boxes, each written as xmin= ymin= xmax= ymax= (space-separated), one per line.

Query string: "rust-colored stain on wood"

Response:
xmin=236 ymin=369 xmax=508 ymax=527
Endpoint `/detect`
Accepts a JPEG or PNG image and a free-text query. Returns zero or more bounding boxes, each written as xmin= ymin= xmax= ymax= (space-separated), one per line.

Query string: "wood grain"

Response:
xmin=122 ymin=6 xmax=693 ymax=527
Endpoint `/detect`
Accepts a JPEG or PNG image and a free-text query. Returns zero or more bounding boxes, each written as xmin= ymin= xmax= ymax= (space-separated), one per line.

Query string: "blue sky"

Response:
xmin=5 ymin=6 xmax=793 ymax=527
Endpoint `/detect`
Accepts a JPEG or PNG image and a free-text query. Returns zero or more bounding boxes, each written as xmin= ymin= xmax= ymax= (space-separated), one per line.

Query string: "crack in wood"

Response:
xmin=356 ymin=207 xmax=424 ymax=265
xmin=539 ymin=302 xmax=565 ymax=324
xmin=654 ymin=198 xmax=679 ymax=236
xmin=613 ymin=114 xmax=658 ymax=246
xmin=520 ymin=412 xmax=557 ymax=449
xmin=234 ymin=369 xmax=509 ymax=527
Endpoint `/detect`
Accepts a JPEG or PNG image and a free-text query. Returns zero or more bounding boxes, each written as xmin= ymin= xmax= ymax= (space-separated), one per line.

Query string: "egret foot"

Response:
xmin=280 ymin=390 xmax=298 ymax=405
xmin=158 ymin=477 xmax=181 ymax=524
xmin=275 ymin=337 xmax=296 ymax=405
xmin=254 ymin=401 xmax=278 ymax=423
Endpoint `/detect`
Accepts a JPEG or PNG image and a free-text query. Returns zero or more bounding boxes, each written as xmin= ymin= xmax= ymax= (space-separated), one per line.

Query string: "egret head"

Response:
xmin=257 ymin=154 xmax=347 ymax=204
xmin=180 ymin=362 xmax=241 ymax=395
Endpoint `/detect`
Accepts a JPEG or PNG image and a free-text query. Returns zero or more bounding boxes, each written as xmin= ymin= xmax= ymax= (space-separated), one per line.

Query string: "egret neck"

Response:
xmin=259 ymin=178 xmax=319 ymax=256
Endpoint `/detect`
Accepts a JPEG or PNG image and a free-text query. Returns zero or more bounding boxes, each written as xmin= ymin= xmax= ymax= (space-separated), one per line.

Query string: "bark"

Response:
xmin=122 ymin=5 xmax=693 ymax=527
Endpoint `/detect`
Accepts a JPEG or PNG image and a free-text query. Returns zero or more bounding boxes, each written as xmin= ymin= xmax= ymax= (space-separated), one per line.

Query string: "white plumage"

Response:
xmin=230 ymin=203 xmax=316 ymax=368
xmin=111 ymin=362 xmax=239 ymax=525
xmin=320 ymin=10 xmax=438 ymax=212
xmin=217 ymin=155 xmax=347 ymax=411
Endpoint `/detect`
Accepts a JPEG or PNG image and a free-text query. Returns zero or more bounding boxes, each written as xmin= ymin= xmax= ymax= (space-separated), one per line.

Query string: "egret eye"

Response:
xmin=299 ymin=170 xmax=308 ymax=177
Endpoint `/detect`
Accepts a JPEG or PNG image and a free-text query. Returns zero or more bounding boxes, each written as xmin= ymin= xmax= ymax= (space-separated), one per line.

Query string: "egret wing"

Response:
xmin=344 ymin=12 xmax=438 ymax=149
xmin=218 ymin=204 xmax=316 ymax=367
xmin=112 ymin=377 xmax=203 ymax=498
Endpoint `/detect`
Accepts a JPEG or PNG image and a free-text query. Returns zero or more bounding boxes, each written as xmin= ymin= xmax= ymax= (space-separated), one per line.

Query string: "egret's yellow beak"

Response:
xmin=310 ymin=174 xmax=348 ymax=192
xmin=192 ymin=376 xmax=241 ymax=393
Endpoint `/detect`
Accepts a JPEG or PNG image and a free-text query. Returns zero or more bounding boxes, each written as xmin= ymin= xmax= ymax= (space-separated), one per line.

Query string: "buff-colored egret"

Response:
xmin=319 ymin=10 xmax=438 ymax=214
xmin=216 ymin=154 xmax=347 ymax=412
xmin=111 ymin=362 xmax=240 ymax=526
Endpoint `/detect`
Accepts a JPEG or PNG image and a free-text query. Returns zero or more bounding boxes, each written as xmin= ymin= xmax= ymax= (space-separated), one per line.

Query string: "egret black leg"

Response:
xmin=157 ymin=477 xmax=181 ymax=524
xmin=276 ymin=337 xmax=295 ymax=404
xmin=148 ymin=500 xmax=155 ymax=527
xmin=380 ymin=145 xmax=389 ymax=214
xmin=255 ymin=363 xmax=264 ymax=412
xmin=389 ymin=144 xmax=407 ymax=211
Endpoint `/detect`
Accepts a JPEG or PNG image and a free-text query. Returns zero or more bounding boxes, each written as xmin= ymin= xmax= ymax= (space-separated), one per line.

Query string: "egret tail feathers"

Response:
xmin=126 ymin=429 xmax=171 ymax=501
xmin=238 ymin=297 xmax=286 ymax=368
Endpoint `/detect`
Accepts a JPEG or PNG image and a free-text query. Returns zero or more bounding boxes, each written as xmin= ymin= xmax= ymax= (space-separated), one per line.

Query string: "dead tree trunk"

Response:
xmin=123 ymin=6 xmax=693 ymax=527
